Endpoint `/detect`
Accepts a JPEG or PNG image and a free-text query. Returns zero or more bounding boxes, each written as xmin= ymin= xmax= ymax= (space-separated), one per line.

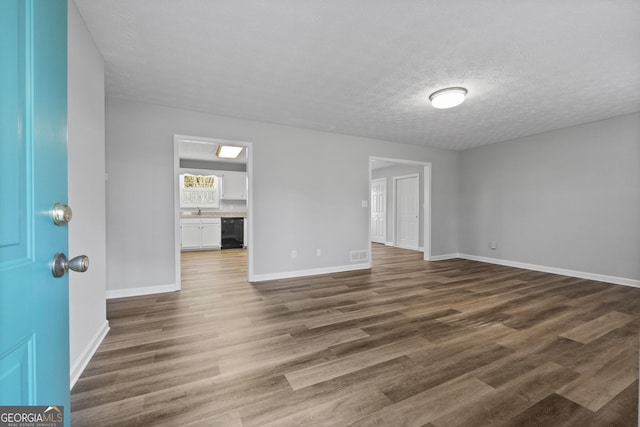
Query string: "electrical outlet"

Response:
xmin=316 ymin=248 xmax=322 ymax=257
xmin=361 ymin=200 xmax=368 ymax=208
xmin=291 ymin=250 xmax=297 ymax=259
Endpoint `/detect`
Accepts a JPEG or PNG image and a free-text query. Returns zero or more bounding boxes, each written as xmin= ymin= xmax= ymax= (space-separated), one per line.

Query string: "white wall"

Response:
xmin=459 ymin=113 xmax=640 ymax=283
xmin=105 ymin=98 xmax=459 ymax=292
xmin=68 ymin=0 xmax=108 ymax=387
xmin=371 ymin=164 xmax=426 ymax=248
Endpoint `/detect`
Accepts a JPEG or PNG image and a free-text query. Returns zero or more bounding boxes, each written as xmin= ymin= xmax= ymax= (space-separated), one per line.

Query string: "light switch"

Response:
xmin=361 ymin=200 xmax=368 ymax=208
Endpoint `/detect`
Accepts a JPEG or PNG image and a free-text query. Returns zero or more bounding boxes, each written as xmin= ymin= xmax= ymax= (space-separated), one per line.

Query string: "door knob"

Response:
xmin=51 ymin=253 xmax=89 ymax=278
xmin=50 ymin=203 xmax=73 ymax=225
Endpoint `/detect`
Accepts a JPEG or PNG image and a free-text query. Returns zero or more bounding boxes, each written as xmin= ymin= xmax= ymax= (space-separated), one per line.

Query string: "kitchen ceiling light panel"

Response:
xmin=216 ymin=145 xmax=243 ymax=158
xmin=429 ymin=87 xmax=468 ymax=109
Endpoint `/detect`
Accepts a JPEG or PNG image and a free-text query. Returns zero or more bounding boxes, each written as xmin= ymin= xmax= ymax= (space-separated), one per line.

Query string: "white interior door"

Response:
xmin=395 ymin=175 xmax=419 ymax=250
xmin=370 ymin=178 xmax=386 ymax=243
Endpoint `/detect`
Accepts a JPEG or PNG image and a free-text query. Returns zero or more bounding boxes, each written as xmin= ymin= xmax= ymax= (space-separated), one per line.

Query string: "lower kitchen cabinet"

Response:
xmin=181 ymin=217 xmax=221 ymax=250
xmin=201 ymin=218 xmax=221 ymax=248
xmin=181 ymin=219 xmax=202 ymax=249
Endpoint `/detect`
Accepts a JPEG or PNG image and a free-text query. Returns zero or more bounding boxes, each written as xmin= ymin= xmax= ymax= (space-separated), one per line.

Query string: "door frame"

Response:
xmin=369 ymin=157 xmax=432 ymax=261
xmin=173 ymin=134 xmax=254 ymax=289
xmin=393 ymin=173 xmax=420 ymax=250
xmin=370 ymin=177 xmax=387 ymax=244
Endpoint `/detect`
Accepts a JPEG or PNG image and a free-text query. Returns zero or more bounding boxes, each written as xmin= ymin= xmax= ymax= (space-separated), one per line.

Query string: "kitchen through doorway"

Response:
xmin=369 ymin=157 xmax=432 ymax=262
xmin=173 ymin=135 xmax=254 ymax=290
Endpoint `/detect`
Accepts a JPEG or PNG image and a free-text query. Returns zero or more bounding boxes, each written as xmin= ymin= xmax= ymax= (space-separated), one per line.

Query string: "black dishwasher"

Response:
xmin=221 ymin=217 xmax=244 ymax=249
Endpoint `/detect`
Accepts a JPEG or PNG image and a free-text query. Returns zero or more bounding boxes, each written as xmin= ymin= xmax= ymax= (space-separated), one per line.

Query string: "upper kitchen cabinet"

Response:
xmin=220 ymin=171 xmax=247 ymax=200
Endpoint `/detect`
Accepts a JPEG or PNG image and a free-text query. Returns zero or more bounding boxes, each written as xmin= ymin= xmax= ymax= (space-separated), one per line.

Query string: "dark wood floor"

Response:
xmin=71 ymin=245 xmax=640 ymax=426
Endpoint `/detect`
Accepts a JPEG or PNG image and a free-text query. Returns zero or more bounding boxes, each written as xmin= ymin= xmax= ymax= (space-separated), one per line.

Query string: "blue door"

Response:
xmin=0 ymin=0 xmax=71 ymax=425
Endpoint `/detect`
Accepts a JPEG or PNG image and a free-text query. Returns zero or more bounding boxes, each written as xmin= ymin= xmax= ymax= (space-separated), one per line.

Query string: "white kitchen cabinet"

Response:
xmin=220 ymin=171 xmax=247 ymax=200
xmin=180 ymin=217 xmax=221 ymax=250
xmin=181 ymin=218 xmax=202 ymax=249
xmin=201 ymin=218 xmax=221 ymax=248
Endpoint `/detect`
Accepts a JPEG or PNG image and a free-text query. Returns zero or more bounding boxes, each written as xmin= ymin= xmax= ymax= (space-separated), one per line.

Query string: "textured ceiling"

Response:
xmin=74 ymin=0 xmax=640 ymax=150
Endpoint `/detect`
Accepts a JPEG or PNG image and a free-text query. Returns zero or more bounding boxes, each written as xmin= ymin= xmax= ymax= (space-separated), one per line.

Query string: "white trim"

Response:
xmin=423 ymin=164 xmax=432 ymax=261
xmin=384 ymin=241 xmax=394 ymax=246
xmin=429 ymin=253 xmax=460 ymax=261
xmin=106 ymin=283 xmax=179 ymax=299
xmin=458 ymin=253 xmax=640 ymax=288
xmin=173 ymin=136 xmax=181 ymax=291
xmin=250 ymin=263 xmax=371 ymax=283
xmin=70 ymin=320 xmax=109 ymax=389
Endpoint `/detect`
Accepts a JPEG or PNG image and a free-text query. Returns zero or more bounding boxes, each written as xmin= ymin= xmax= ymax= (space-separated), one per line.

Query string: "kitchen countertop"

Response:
xmin=180 ymin=211 xmax=247 ymax=218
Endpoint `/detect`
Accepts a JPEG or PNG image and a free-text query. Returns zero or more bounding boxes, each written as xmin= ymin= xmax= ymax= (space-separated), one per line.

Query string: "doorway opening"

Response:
xmin=173 ymin=134 xmax=254 ymax=290
xmin=369 ymin=157 xmax=432 ymax=262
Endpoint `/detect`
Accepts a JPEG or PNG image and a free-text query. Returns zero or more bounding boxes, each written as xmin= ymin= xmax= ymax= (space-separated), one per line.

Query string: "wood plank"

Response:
xmin=504 ymin=393 xmax=594 ymax=426
xmin=556 ymin=347 xmax=639 ymax=411
xmin=431 ymin=362 xmax=577 ymax=426
xmin=258 ymin=386 xmax=391 ymax=427
xmin=284 ymin=335 xmax=431 ymax=390
xmin=559 ymin=310 xmax=635 ymax=344
xmin=239 ymin=356 xmax=418 ymax=426
xmin=303 ymin=302 xmax=409 ymax=329
xmin=351 ymin=376 xmax=495 ymax=427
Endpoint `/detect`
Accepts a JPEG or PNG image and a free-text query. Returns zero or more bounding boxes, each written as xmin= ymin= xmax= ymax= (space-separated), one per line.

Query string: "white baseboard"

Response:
xmin=106 ymin=283 xmax=179 ymax=299
xmin=250 ymin=263 xmax=371 ymax=282
xmin=458 ymin=253 xmax=640 ymax=288
xmin=429 ymin=253 xmax=460 ymax=261
xmin=70 ymin=320 xmax=109 ymax=389
xmin=385 ymin=241 xmax=394 ymax=247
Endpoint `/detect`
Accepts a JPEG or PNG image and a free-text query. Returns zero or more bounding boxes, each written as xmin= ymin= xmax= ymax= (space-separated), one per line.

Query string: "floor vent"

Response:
xmin=350 ymin=250 xmax=369 ymax=262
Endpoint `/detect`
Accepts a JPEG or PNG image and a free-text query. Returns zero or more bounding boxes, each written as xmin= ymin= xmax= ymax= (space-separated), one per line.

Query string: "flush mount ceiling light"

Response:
xmin=215 ymin=145 xmax=243 ymax=158
xmin=429 ymin=87 xmax=468 ymax=109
